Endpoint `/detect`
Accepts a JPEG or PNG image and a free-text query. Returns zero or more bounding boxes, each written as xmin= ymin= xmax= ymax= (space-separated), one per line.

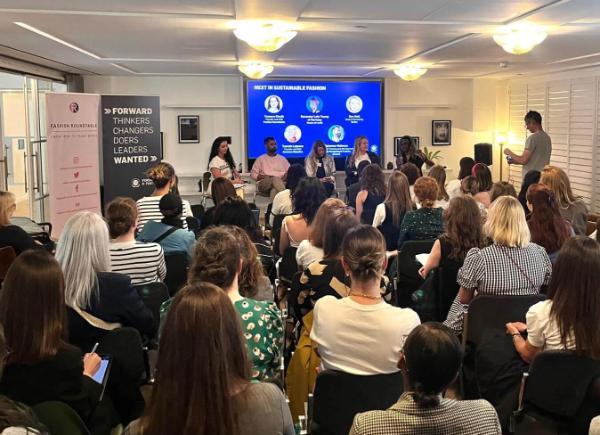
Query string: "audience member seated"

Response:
xmin=56 ymin=212 xmax=155 ymax=340
xmin=228 ymin=226 xmax=273 ymax=302
xmin=200 ymin=176 xmax=237 ymax=230
xmin=418 ymin=196 xmax=486 ymax=279
xmin=251 ymin=136 xmax=290 ymax=199
xmin=123 ymin=282 xmax=294 ymax=435
xmin=489 ymin=181 xmax=517 ymax=203
xmin=208 ymin=136 xmax=242 ymax=184
xmin=213 ymin=197 xmax=274 ymax=278
xmin=294 ymin=209 xmax=360 ymax=319
xmin=443 ymin=196 xmax=552 ymax=334
xmin=189 ymin=228 xmax=283 ymax=381
xmin=398 ymin=177 xmax=444 ymax=248
xmin=310 ymin=225 xmax=420 ymax=375
xmin=506 ymin=236 xmax=600 ymax=363
xmin=395 ymin=135 xmax=434 ymax=176
xmin=279 ymin=177 xmax=327 ymax=256
xmin=305 ymin=140 xmax=336 ymax=197
xmin=106 ymin=197 xmax=166 ymax=285
xmin=136 ymin=193 xmax=195 ymax=259
xmin=461 ymin=175 xmax=487 ymax=217
xmin=0 ymin=191 xmax=39 ymax=255
xmin=472 ymin=163 xmax=493 ymax=208
xmin=296 ymin=198 xmax=346 ymax=270
xmin=400 ymin=162 xmax=420 ymax=203
xmin=0 ymin=325 xmax=48 ymax=434
xmin=344 ymin=136 xmax=381 ymax=187
xmin=429 ymin=165 xmax=450 ymax=209
xmin=373 ymin=171 xmax=413 ymax=251
xmin=526 ymin=184 xmax=573 ymax=261
xmin=136 ymin=162 xmax=191 ymax=231
xmin=346 ymin=160 xmax=370 ymax=209
xmin=270 ymin=163 xmax=306 ymax=224
xmin=356 ymin=164 xmax=386 ymax=224
xmin=447 ymin=157 xmax=475 ymax=199
xmin=518 ymin=170 xmax=541 ymax=215
xmin=0 ymin=251 xmax=118 ymax=433
xmin=540 ymin=165 xmax=589 ymax=235
xmin=350 ymin=322 xmax=501 ymax=435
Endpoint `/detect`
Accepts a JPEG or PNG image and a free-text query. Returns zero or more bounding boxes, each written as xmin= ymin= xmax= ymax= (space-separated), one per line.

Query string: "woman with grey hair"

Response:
xmin=56 ymin=211 xmax=155 ymax=341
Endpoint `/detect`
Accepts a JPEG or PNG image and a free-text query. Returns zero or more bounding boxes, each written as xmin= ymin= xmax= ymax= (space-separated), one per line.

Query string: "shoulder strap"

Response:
xmin=153 ymin=226 xmax=179 ymax=244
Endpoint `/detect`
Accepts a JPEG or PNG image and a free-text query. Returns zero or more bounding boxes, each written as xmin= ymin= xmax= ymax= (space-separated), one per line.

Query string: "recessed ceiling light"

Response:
xmin=14 ymin=22 xmax=102 ymax=59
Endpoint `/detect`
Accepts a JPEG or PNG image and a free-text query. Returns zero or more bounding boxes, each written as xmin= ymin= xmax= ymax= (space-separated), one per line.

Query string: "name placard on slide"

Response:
xmin=46 ymin=93 xmax=101 ymax=237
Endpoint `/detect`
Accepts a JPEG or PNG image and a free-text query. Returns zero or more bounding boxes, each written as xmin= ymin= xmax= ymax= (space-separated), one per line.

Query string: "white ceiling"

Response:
xmin=0 ymin=0 xmax=600 ymax=79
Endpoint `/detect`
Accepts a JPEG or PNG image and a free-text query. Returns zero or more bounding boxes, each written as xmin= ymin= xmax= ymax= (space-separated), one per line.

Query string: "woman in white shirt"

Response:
xmin=270 ymin=164 xmax=307 ymax=226
xmin=310 ymin=225 xmax=420 ymax=375
xmin=208 ymin=136 xmax=241 ymax=183
xmin=506 ymin=236 xmax=600 ymax=362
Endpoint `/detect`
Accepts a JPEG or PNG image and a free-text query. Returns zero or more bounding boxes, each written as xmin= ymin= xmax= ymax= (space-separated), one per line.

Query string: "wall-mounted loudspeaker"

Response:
xmin=474 ymin=143 xmax=493 ymax=166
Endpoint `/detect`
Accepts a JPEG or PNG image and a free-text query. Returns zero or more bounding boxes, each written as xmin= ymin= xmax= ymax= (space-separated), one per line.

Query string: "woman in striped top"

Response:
xmin=136 ymin=162 xmax=192 ymax=231
xmin=106 ymin=197 xmax=166 ymax=285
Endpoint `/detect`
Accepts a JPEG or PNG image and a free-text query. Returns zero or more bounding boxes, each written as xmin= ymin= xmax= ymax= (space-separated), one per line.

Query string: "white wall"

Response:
xmin=84 ymin=75 xmax=507 ymax=181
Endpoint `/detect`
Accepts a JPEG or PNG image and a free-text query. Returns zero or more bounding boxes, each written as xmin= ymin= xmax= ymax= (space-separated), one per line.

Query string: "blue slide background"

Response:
xmin=246 ymin=80 xmax=382 ymax=159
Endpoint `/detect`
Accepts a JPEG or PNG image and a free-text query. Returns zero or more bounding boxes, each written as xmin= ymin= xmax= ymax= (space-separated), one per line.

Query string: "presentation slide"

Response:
xmin=246 ymin=80 xmax=382 ymax=160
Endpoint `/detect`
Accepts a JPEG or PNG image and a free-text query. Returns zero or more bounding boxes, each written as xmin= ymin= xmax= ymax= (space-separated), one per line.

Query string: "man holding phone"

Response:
xmin=504 ymin=110 xmax=552 ymax=180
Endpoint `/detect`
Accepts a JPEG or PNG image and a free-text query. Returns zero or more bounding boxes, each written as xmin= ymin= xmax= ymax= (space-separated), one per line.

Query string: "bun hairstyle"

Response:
xmin=341 ymin=225 xmax=386 ymax=282
xmin=189 ymin=227 xmax=241 ymax=290
xmin=146 ymin=162 xmax=175 ymax=189
xmin=105 ymin=197 xmax=137 ymax=238
xmin=413 ymin=176 xmax=439 ymax=208
xmin=403 ymin=322 xmax=463 ymax=408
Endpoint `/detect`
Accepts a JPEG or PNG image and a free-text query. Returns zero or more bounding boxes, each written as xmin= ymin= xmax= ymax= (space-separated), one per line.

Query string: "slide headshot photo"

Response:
xmin=264 ymin=95 xmax=283 ymax=114
xmin=432 ymin=120 xmax=452 ymax=145
xmin=346 ymin=95 xmax=363 ymax=114
xmin=284 ymin=125 xmax=302 ymax=143
xmin=306 ymin=96 xmax=323 ymax=113
xmin=328 ymin=124 xmax=345 ymax=143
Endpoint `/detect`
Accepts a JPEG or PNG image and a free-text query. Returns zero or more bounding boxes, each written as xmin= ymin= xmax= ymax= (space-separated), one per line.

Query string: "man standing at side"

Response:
xmin=251 ymin=137 xmax=290 ymax=199
xmin=504 ymin=110 xmax=552 ymax=178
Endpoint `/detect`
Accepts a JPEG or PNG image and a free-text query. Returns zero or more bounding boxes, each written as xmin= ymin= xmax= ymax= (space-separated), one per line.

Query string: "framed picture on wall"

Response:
xmin=178 ymin=115 xmax=199 ymax=143
xmin=394 ymin=136 xmax=420 ymax=156
xmin=432 ymin=120 xmax=451 ymax=145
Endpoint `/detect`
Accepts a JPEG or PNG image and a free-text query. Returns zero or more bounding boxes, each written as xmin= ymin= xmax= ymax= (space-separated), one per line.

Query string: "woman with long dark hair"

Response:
xmin=271 ymin=163 xmax=307 ymax=222
xmin=124 ymin=282 xmax=293 ymax=435
xmin=472 ymin=163 xmax=493 ymax=208
xmin=279 ymin=177 xmax=327 ymax=255
xmin=356 ymin=164 xmax=387 ymax=224
xmin=507 ymin=236 xmax=600 ymax=362
xmin=526 ymin=184 xmax=572 ymax=260
xmin=447 ymin=157 xmax=476 ymax=199
xmin=207 ymin=136 xmax=241 ymax=183
xmin=351 ymin=323 xmax=501 ymax=434
xmin=373 ymin=171 xmax=413 ymax=250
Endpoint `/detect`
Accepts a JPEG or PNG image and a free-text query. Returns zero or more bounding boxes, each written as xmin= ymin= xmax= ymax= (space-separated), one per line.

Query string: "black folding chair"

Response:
xmin=428 ymin=264 xmax=461 ymax=322
xmin=164 ymin=252 xmax=189 ymax=296
xmin=311 ymin=370 xmax=404 ymax=435
xmin=135 ymin=282 xmax=170 ymax=337
xmin=271 ymin=214 xmax=289 ymax=256
xmin=395 ymin=240 xmax=435 ymax=308
xmin=511 ymin=351 xmax=600 ymax=435
xmin=33 ymin=401 xmax=91 ymax=435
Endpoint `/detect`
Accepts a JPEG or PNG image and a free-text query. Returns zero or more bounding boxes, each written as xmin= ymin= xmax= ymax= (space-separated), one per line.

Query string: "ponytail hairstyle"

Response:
xmin=341 ymin=225 xmax=386 ymax=283
xmin=402 ymin=322 xmax=463 ymax=408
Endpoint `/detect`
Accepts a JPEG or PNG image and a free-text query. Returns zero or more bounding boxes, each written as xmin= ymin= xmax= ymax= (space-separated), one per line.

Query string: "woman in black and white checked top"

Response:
xmin=444 ymin=196 xmax=552 ymax=334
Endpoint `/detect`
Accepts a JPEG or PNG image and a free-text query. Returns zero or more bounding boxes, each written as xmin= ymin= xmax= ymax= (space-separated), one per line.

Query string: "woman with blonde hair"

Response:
xmin=305 ymin=140 xmax=336 ymax=196
xmin=373 ymin=171 xmax=413 ymax=250
xmin=540 ymin=165 xmax=588 ymax=235
xmin=344 ymin=136 xmax=380 ymax=187
xmin=0 ymin=191 xmax=38 ymax=254
xmin=428 ymin=165 xmax=450 ymax=207
xmin=443 ymin=196 xmax=552 ymax=334
xmin=136 ymin=162 xmax=192 ymax=231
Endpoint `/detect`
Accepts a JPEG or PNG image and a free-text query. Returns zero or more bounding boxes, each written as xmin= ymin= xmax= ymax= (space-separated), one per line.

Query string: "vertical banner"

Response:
xmin=101 ymin=95 xmax=161 ymax=204
xmin=46 ymin=93 xmax=101 ymax=237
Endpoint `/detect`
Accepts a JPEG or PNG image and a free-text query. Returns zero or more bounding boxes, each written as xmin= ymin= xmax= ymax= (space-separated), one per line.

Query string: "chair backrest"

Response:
xmin=395 ymin=240 xmax=435 ymax=307
xmin=0 ymin=245 xmax=16 ymax=279
xmin=202 ymin=171 xmax=211 ymax=192
xmin=190 ymin=203 xmax=204 ymax=219
xmin=278 ymin=246 xmax=298 ymax=285
xmin=33 ymin=401 xmax=91 ymax=435
xmin=135 ymin=282 xmax=170 ymax=334
xmin=271 ymin=214 xmax=288 ymax=255
xmin=311 ymin=370 xmax=403 ymax=435
xmin=67 ymin=306 xmax=109 ymax=351
xmin=430 ymin=265 xmax=461 ymax=322
xmin=464 ymin=294 xmax=546 ymax=347
xmin=97 ymin=326 xmax=146 ymax=383
xmin=164 ymin=252 xmax=189 ymax=296
xmin=264 ymin=202 xmax=273 ymax=230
